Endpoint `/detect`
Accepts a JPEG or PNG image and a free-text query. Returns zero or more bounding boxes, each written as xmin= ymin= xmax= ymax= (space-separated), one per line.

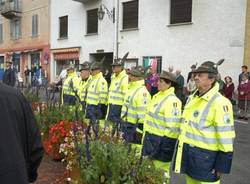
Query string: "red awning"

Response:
xmin=52 ymin=48 xmax=80 ymax=60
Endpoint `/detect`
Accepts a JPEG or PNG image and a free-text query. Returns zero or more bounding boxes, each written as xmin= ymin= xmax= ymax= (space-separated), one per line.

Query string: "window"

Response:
xmin=12 ymin=53 xmax=21 ymax=72
xmin=122 ymin=0 xmax=138 ymax=29
xmin=32 ymin=14 xmax=38 ymax=37
xmin=59 ymin=15 xmax=68 ymax=38
xmin=170 ymin=0 xmax=192 ymax=24
xmin=0 ymin=0 xmax=5 ymax=5
xmin=0 ymin=24 xmax=3 ymax=43
xmin=30 ymin=52 xmax=40 ymax=69
xmin=12 ymin=0 xmax=20 ymax=11
xmin=10 ymin=19 xmax=21 ymax=40
xmin=87 ymin=8 xmax=98 ymax=34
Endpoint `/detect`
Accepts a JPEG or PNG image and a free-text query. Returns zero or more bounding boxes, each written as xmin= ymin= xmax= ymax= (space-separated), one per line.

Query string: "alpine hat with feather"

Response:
xmin=90 ymin=56 xmax=106 ymax=70
xmin=111 ymin=52 xmax=129 ymax=66
xmin=193 ymin=59 xmax=225 ymax=75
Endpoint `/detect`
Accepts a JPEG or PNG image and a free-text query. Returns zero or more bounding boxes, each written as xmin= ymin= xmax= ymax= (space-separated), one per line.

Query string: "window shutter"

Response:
xmin=59 ymin=16 xmax=68 ymax=38
xmin=87 ymin=8 xmax=98 ymax=34
xmin=0 ymin=24 xmax=3 ymax=42
xmin=123 ymin=0 xmax=138 ymax=29
xmin=32 ymin=14 xmax=38 ymax=36
xmin=170 ymin=0 xmax=192 ymax=24
xmin=10 ymin=21 xmax=14 ymax=39
xmin=17 ymin=19 xmax=21 ymax=38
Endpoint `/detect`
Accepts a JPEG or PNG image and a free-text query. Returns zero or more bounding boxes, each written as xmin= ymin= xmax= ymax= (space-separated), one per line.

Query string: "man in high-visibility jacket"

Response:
xmin=106 ymin=52 xmax=129 ymax=134
xmin=77 ymin=62 xmax=92 ymax=113
xmin=62 ymin=65 xmax=80 ymax=106
xmin=121 ymin=66 xmax=151 ymax=147
xmin=85 ymin=60 xmax=108 ymax=134
xmin=173 ymin=60 xmax=235 ymax=184
xmin=142 ymin=71 xmax=182 ymax=183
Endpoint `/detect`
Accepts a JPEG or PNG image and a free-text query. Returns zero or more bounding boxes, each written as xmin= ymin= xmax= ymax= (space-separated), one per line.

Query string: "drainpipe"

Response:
xmin=114 ymin=0 xmax=119 ymax=59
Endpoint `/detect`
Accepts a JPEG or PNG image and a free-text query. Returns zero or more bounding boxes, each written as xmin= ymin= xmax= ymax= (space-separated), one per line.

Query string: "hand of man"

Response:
xmin=212 ymin=169 xmax=222 ymax=177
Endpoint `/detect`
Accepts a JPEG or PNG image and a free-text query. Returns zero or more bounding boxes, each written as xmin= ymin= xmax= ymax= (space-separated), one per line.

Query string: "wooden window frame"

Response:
xmin=170 ymin=0 xmax=192 ymax=25
xmin=86 ymin=8 xmax=98 ymax=34
xmin=59 ymin=15 xmax=68 ymax=39
xmin=122 ymin=0 xmax=139 ymax=30
xmin=32 ymin=14 xmax=38 ymax=37
xmin=0 ymin=24 xmax=3 ymax=43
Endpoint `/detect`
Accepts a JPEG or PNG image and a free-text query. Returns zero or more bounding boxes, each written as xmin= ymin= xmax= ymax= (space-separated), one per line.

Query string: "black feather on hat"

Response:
xmin=111 ymin=52 xmax=129 ymax=66
xmin=90 ymin=56 xmax=106 ymax=70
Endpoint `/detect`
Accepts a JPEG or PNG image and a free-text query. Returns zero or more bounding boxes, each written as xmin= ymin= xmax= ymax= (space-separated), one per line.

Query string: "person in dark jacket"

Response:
xmin=237 ymin=73 xmax=250 ymax=120
xmin=30 ymin=64 xmax=37 ymax=87
xmin=187 ymin=64 xmax=197 ymax=83
xmin=223 ymin=76 xmax=235 ymax=104
xmin=175 ymin=69 xmax=185 ymax=103
xmin=238 ymin=65 xmax=250 ymax=84
xmin=2 ymin=61 xmax=16 ymax=87
xmin=0 ymin=83 xmax=44 ymax=183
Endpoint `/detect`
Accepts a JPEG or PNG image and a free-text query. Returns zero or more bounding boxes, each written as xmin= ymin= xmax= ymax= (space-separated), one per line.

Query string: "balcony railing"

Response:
xmin=0 ymin=0 xmax=22 ymax=19
xmin=72 ymin=0 xmax=99 ymax=4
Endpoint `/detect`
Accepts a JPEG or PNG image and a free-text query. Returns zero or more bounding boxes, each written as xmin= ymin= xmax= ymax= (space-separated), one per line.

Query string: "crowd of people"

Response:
xmin=56 ymin=55 xmax=237 ymax=184
xmin=0 ymin=55 xmax=249 ymax=183
xmin=0 ymin=61 xmax=47 ymax=88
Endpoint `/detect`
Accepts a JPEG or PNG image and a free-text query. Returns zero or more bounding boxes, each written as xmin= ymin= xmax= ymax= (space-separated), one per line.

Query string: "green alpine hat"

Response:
xmin=160 ymin=70 xmax=177 ymax=83
xmin=193 ymin=59 xmax=225 ymax=75
xmin=79 ymin=61 xmax=90 ymax=71
xmin=128 ymin=66 xmax=145 ymax=77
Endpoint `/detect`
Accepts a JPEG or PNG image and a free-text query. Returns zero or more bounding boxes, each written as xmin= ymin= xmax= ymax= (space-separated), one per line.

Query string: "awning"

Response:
xmin=52 ymin=48 xmax=80 ymax=60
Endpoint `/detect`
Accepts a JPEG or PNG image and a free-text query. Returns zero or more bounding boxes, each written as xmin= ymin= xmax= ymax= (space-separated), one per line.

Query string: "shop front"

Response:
xmin=51 ymin=47 xmax=80 ymax=80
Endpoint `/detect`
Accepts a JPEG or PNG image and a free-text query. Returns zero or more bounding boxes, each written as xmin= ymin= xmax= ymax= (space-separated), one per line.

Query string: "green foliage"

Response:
xmin=22 ymin=87 xmax=40 ymax=103
xmin=77 ymin=140 xmax=165 ymax=184
xmin=36 ymin=106 xmax=76 ymax=138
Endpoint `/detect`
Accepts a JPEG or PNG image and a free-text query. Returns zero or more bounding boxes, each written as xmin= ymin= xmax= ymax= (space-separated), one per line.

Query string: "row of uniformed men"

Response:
xmin=61 ymin=56 xmax=235 ymax=184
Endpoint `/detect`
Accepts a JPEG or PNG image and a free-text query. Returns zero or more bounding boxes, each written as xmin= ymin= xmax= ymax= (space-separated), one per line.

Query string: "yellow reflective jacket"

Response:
xmin=108 ymin=70 xmax=128 ymax=105
xmin=62 ymin=72 xmax=79 ymax=102
xmin=121 ymin=80 xmax=151 ymax=125
xmin=78 ymin=75 xmax=92 ymax=102
xmin=86 ymin=72 xmax=108 ymax=105
xmin=179 ymin=82 xmax=235 ymax=152
xmin=144 ymin=87 xmax=182 ymax=139
xmin=174 ymin=82 xmax=236 ymax=175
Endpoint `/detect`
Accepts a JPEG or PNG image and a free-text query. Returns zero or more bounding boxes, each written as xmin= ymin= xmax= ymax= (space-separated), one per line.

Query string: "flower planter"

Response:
xmin=69 ymin=166 xmax=81 ymax=181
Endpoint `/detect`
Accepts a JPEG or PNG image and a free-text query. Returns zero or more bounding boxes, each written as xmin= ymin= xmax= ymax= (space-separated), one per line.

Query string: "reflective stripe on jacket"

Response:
xmin=179 ymin=82 xmax=235 ymax=151
xmin=108 ymin=70 xmax=128 ymax=105
xmin=62 ymin=72 xmax=79 ymax=104
xmin=78 ymin=75 xmax=92 ymax=102
xmin=121 ymin=80 xmax=151 ymax=125
xmin=174 ymin=82 xmax=235 ymax=181
xmin=86 ymin=72 xmax=108 ymax=105
xmin=144 ymin=87 xmax=182 ymax=139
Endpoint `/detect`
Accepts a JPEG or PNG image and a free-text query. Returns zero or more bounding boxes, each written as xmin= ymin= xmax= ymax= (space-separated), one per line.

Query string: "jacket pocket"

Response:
xmin=187 ymin=146 xmax=219 ymax=182
xmin=152 ymin=136 xmax=177 ymax=162
xmin=142 ymin=132 xmax=161 ymax=157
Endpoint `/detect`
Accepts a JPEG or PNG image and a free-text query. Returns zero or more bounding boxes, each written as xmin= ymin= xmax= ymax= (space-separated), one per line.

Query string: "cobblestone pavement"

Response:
xmin=35 ymin=154 xmax=66 ymax=184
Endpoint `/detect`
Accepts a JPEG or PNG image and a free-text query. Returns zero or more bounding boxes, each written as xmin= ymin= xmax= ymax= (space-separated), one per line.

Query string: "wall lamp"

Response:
xmin=97 ymin=4 xmax=115 ymax=23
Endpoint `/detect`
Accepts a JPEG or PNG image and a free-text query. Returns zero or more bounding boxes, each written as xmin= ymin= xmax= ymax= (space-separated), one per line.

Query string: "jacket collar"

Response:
xmin=129 ymin=79 xmax=144 ymax=88
xmin=112 ymin=69 xmax=126 ymax=79
xmin=155 ymin=87 xmax=175 ymax=98
xmin=193 ymin=82 xmax=219 ymax=102
xmin=92 ymin=72 xmax=103 ymax=79
xmin=68 ymin=71 xmax=77 ymax=77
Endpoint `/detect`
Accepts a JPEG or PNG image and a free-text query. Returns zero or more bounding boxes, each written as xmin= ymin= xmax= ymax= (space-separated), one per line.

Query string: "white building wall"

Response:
xmin=50 ymin=0 xmax=247 ymax=84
